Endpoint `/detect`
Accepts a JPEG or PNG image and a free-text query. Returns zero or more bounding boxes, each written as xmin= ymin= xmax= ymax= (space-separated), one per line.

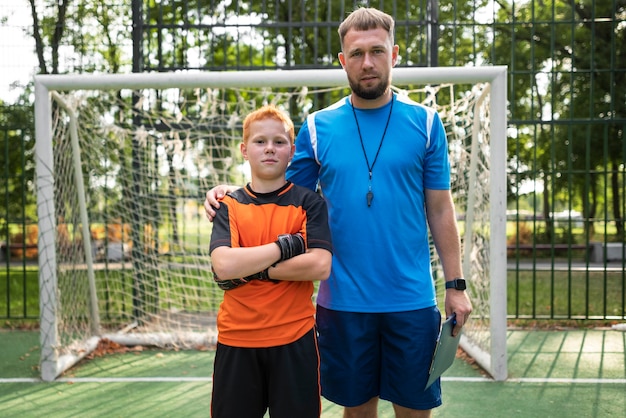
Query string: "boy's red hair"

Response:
xmin=242 ymin=105 xmax=295 ymax=144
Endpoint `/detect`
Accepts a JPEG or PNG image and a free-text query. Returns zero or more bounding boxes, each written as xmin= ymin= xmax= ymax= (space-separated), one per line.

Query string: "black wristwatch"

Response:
xmin=445 ymin=278 xmax=466 ymax=291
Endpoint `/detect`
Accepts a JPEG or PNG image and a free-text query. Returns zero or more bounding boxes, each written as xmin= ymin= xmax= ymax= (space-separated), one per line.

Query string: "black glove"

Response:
xmin=244 ymin=268 xmax=279 ymax=284
xmin=215 ymin=277 xmax=251 ymax=291
xmin=212 ymin=269 xmax=251 ymax=291
xmin=275 ymin=233 xmax=306 ymax=261
xmin=213 ymin=269 xmax=279 ymax=290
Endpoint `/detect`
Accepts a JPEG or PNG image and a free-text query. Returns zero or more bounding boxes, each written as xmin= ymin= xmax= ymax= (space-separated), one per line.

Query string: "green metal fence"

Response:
xmin=1 ymin=108 xmax=37 ymax=320
xmin=1 ymin=0 xmax=624 ymax=321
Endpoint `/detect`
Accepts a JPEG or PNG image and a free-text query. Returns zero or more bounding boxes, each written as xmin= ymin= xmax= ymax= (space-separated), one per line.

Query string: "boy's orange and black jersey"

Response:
xmin=209 ymin=181 xmax=333 ymax=348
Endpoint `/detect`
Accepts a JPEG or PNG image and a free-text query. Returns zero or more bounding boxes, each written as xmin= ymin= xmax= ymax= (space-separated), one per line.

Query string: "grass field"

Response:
xmin=508 ymin=269 xmax=626 ymax=319
xmin=1 ymin=261 xmax=624 ymax=416
xmin=1 ymin=328 xmax=625 ymax=417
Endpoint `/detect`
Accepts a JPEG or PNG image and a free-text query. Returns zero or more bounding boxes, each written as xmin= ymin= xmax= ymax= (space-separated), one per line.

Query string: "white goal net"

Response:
xmin=34 ymin=68 xmax=507 ymax=382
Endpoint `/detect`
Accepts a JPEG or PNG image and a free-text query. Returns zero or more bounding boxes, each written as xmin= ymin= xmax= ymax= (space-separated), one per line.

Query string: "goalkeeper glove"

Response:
xmin=275 ymin=233 xmax=306 ymax=261
xmin=215 ymin=277 xmax=251 ymax=291
xmin=213 ymin=269 xmax=278 ymax=291
xmin=212 ymin=269 xmax=252 ymax=291
xmin=243 ymin=268 xmax=279 ymax=284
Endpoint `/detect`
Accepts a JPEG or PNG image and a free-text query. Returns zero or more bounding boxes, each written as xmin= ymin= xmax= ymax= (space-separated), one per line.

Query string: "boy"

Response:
xmin=209 ymin=105 xmax=333 ymax=418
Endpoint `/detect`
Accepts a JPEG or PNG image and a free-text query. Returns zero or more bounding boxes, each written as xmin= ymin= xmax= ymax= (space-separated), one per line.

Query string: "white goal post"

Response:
xmin=34 ymin=66 xmax=508 ymax=382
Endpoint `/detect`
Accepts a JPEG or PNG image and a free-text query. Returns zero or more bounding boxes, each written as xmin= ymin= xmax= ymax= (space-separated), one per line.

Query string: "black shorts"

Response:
xmin=211 ymin=327 xmax=321 ymax=418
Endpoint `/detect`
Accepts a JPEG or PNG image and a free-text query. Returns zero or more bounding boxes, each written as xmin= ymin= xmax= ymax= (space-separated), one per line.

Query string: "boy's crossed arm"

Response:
xmin=212 ymin=233 xmax=306 ymax=290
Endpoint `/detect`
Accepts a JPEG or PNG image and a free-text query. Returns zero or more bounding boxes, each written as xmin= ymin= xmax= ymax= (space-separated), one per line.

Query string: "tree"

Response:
xmin=493 ymin=0 xmax=625 ymax=242
xmin=14 ymin=0 xmax=625 ymax=246
xmin=0 ymin=101 xmax=36 ymax=237
xmin=28 ymin=0 xmax=131 ymax=75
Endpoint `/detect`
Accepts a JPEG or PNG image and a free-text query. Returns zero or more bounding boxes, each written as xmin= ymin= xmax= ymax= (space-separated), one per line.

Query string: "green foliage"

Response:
xmin=494 ymin=0 xmax=625 ymax=240
xmin=0 ymin=105 xmax=36 ymax=227
xmin=140 ymin=0 xmax=492 ymax=70
xmin=438 ymin=0 xmax=493 ymax=66
xmin=20 ymin=2 xmax=624 ymax=240
xmin=32 ymin=0 xmax=131 ymax=74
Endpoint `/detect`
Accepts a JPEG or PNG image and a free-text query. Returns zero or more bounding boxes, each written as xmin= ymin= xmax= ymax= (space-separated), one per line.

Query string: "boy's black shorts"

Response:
xmin=211 ymin=327 xmax=321 ymax=418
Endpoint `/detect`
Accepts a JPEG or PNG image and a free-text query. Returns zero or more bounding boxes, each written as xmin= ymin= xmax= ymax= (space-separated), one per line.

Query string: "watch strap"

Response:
xmin=445 ymin=278 xmax=466 ymax=290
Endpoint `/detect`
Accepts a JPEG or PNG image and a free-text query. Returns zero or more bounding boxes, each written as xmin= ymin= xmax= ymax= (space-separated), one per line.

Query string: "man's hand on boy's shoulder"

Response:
xmin=205 ymin=184 xmax=238 ymax=221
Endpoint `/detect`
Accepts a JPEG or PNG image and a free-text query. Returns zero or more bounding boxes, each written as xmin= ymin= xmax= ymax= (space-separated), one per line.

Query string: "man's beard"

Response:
xmin=349 ymin=74 xmax=390 ymax=100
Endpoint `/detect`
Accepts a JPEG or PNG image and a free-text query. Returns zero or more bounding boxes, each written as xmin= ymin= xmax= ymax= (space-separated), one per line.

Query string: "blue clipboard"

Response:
xmin=424 ymin=313 xmax=462 ymax=390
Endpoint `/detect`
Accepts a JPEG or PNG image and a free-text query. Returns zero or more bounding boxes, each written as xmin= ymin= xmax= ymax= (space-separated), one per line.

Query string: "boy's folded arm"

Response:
xmin=210 ymin=243 xmax=281 ymax=281
xmin=265 ymin=248 xmax=332 ymax=282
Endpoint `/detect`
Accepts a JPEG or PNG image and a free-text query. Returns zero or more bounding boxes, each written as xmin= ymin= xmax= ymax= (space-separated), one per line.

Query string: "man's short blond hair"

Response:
xmin=338 ymin=7 xmax=395 ymax=49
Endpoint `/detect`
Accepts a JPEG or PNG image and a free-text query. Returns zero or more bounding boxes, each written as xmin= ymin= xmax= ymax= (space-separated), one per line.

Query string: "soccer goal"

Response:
xmin=34 ymin=67 xmax=508 ymax=382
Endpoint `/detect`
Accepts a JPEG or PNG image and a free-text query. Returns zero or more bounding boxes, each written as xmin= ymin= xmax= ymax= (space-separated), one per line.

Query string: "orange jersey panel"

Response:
xmin=210 ymin=182 xmax=332 ymax=347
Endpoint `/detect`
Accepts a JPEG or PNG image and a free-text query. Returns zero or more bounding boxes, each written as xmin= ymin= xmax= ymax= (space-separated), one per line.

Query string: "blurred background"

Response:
xmin=1 ymin=0 xmax=625 ymax=326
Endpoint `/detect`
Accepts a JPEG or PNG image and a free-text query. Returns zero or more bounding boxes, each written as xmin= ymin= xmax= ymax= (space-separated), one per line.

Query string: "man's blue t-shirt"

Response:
xmin=286 ymin=93 xmax=451 ymax=313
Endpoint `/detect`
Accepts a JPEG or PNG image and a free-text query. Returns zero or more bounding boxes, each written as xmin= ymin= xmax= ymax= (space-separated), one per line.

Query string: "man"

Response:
xmin=206 ymin=7 xmax=472 ymax=418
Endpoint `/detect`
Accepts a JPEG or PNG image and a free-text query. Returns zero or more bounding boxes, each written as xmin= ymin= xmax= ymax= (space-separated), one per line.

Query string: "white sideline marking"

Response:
xmin=452 ymin=377 xmax=626 ymax=384
xmin=2 ymin=376 xmax=625 ymax=384
xmin=58 ymin=377 xmax=213 ymax=383
xmin=0 ymin=377 xmax=212 ymax=383
xmin=443 ymin=377 xmax=626 ymax=384
xmin=504 ymin=377 xmax=626 ymax=384
xmin=0 ymin=378 xmax=42 ymax=383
